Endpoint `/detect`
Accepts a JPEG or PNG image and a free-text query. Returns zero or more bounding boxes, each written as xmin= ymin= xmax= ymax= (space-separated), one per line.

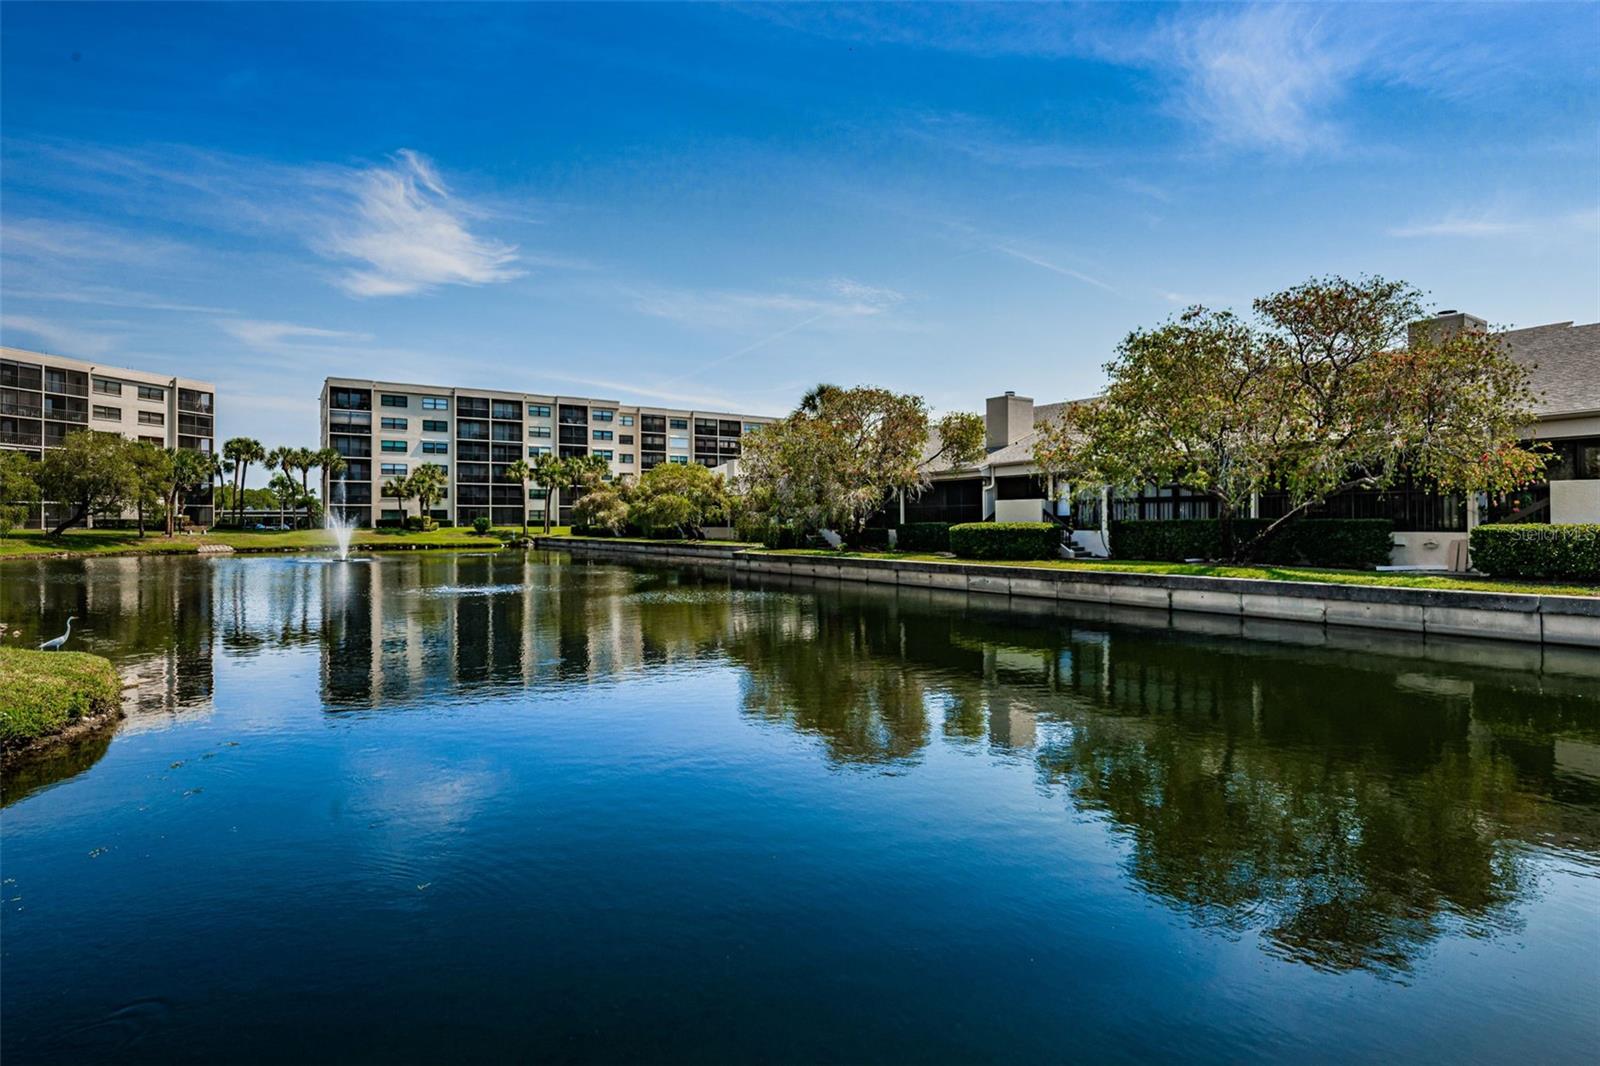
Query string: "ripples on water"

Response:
xmin=2 ymin=551 xmax=1598 ymax=1063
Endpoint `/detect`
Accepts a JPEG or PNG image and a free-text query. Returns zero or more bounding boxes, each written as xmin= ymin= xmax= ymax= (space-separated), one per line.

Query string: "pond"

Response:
xmin=2 ymin=551 xmax=1598 ymax=1063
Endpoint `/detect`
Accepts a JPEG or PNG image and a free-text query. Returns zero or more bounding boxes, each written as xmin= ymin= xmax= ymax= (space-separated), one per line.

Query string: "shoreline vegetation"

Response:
xmin=0 ymin=525 xmax=572 ymax=559
xmin=751 ymin=548 xmax=1600 ymax=599
xmin=3 ymin=526 xmax=1593 ymax=598
xmin=0 ymin=647 xmax=125 ymax=756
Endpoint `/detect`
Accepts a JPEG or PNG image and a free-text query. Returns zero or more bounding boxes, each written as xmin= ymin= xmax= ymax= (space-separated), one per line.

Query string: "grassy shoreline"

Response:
xmin=0 ymin=647 xmax=125 ymax=753
xmin=755 ymin=548 xmax=1600 ymax=598
xmin=0 ymin=525 xmax=572 ymax=560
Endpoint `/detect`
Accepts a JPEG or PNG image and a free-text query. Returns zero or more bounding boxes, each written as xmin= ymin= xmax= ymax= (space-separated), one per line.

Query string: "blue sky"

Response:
xmin=3 ymin=2 xmax=1597 ymax=467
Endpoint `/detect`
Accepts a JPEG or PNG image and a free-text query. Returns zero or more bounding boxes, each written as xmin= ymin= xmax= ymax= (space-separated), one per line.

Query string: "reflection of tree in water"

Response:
xmin=1 ymin=729 xmax=114 ymax=808
xmin=1030 ymin=636 xmax=1582 ymax=975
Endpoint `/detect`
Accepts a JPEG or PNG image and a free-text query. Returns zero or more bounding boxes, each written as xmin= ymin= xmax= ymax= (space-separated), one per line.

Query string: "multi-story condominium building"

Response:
xmin=319 ymin=376 xmax=774 ymax=528
xmin=919 ymin=311 xmax=1599 ymax=568
xmin=1 ymin=346 xmax=218 ymax=526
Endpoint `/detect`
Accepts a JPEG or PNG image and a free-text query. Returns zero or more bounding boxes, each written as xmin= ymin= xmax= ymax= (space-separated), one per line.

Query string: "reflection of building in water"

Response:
xmin=82 ymin=557 xmax=215 ymax=726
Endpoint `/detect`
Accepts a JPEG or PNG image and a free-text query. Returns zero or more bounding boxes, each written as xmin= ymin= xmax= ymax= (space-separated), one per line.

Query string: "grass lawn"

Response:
xmin=0 ymin=646 xmax=124 ymax=748
xmin=0 ymin=525 xmax=572 ymax=559
xmin=760 ymin=549 xmax=1600 ymax=598
xmin=539 ymin=532 xmax=760 ymax=547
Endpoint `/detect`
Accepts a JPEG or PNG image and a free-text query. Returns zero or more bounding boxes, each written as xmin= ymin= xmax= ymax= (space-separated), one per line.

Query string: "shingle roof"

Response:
xmin=1501 ymin=321 xmax=1600 ymax=418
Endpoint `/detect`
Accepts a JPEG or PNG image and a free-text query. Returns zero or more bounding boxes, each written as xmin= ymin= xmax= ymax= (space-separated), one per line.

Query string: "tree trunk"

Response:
xmin=301 ymin=470 xmax=311 ymax=530
xmin=50 ymin=501 xmax=89 ymax=537
xmin=137 ymin=499 xmax=146 ymax=538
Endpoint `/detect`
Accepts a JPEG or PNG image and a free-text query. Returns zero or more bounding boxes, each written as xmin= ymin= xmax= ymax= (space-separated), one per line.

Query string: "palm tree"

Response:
xmin=222 ymin=437 xmax=265 ymax=527
xmin=316 ymin=448 xmax=347 ymax=525
xmin=411 ymin=463 xmax=447 ymax=526
xmin=383 ymin=471 xmax=415 ymax=523
xmin=529 ymin=452 xmax=564 ymax=535
xmin=504 ymin=458 xmax=534 ymax=538
xmin=265 ymin=446 xmax=295 ymax=528
xmin=291 ymin=447 xmax=320 ymax=529
xmin=558 ymin=454 xmax=612 ymax=533
xmin=204 ymin=452 xmax=227 ymax=530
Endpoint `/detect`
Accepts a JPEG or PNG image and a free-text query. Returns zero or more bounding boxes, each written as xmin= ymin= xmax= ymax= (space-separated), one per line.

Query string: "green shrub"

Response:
xmin=471 ymin=515 xmax=492 ymax=535
xmin=895 ymin=522 xmax=951 ymax=551
xmin=1110 ymin=518 xmax=1393 ymax=569
xmin=760 ymin=522 xmax=803 ymax=550
xmin=949 ymin=522 xmax=1060 ymax=560
xmin=403 ymin=515 xmax=437 ymax=532
xmin=847 ymin=527 xmax=890 ymax=551
xmin=1470 ymin=524 xmax=1600 ymax=580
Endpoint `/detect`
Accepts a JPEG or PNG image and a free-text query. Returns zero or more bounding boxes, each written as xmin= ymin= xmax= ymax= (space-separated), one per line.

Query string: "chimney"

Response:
xmin=1408 ymin=310 xmax=1487 ymax=349
xmin=985 ymin=391 xmax=1034 ymax=451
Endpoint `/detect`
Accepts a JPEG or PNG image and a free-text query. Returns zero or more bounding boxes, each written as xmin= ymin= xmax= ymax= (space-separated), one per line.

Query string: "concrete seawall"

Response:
xmin=535 ymin=537 xmax=1600 ymax=649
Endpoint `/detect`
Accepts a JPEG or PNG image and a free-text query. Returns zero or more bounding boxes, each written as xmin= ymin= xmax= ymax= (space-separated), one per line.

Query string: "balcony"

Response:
xmin=1 ymin=400 xmax=43 ymax=418
xmin=0 ymin=429 xmax=43 ymax=447
xmin=178 ymin=391 xmax=214 ymax=414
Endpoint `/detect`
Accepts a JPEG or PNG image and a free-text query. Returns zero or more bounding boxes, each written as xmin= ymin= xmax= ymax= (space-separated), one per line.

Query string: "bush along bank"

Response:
xmin=1110 ymin=518 xmax=1394 ymax=569
xmin=950 ymin=522 xmax=1061 ymax=561
xmin=1470 ymin=524 xmax=1600 ymax=580
xmin=0 ymin=647 xmax=124 ymax=753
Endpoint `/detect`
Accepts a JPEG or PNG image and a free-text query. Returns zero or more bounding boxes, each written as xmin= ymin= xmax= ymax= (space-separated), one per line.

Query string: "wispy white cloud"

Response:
xmin=0 ymin=314 xmax=123 ymax=358
xmin=219 ymin=319 xmax=375 ymax=348
xmin=1157 ymin=5 xmax=1352 ymax=155
xmin=6 ymin=142 xmax=541 ymax=299
xmin=2 ymin=285 xmax=238 ymax=315
xmin=630 ymin=276 xmax=905 ymax=329
xmin=992 ymin=245 xmax=1115 ymax=293
xmin=1387 ymin=207 xmax=1600 ymax=240
xmin=322 ymin=150 xmax=523 ymax=297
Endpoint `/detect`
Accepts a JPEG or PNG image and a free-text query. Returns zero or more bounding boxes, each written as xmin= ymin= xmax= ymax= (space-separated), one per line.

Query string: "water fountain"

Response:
xmin=327 ymin=478 xmax=356 ymax=561
xmin=326 ymin=510 xmax=355 ymax=561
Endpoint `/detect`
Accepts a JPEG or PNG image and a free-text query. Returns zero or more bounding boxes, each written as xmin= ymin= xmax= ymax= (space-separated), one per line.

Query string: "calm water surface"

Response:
xmin=2 ymin=551 xmax=1598 ymax=1063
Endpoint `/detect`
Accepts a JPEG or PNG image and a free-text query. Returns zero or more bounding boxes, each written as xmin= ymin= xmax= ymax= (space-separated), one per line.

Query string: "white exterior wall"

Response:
xmin=994 ymin=498 xmax=1046 ymax=522
xmin=1551 ymin=480 xmax=1600 ymax=524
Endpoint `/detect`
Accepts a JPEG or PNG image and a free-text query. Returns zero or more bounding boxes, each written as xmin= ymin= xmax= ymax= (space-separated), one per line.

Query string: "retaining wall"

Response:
xmin=539 ymin=537 xmax=1600 ymax=649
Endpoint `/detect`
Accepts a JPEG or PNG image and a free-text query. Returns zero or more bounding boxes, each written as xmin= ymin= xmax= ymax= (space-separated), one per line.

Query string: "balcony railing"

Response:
xmin=44 ymin=379 xmax=89 ymax=397
xmin=0 ymin=430 xmax=43 ymax=446
xmin=1 ymin=401 xmax=43 ymax=418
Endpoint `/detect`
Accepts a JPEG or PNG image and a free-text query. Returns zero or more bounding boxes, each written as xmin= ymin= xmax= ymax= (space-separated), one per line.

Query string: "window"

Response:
xmin=422 ymin=441 xmax=448 ymax=455
xmin=593 ymin=449 xmax=613 ymax=460
xmin=381 ymin=509 xmax=404 ymax=522
xmin=592 ymin=409 xmax=614 ymax=422
xmin=92 ymin=405 xmax=121 ymax=421
xmin=558 ymin=404 xmax=588 ymax=424
xmin=528 ymin=445 xmax=551 ymax=457
xmin=669 ymin=418 xmax=688 ymax=430
xmin=138 ymin=410 xmax=165 ymax=426
xmin=381 ymin=417 xmax=408 ymax=430
xmin=592 ymin=429 xmax=613 ymax=441
xmin=619 ymin=453 xmax=634 ymax=464
xmin=620 ymin=414 xmax=634 ymax=426
xmin=744 ymin=423 xmax=762 ymax=434
xmin=669 ymin=455 xmax=688 ymax=464
xmin=618 ymin=434 xmax=634 ymax=445
xmin=422 ymin=419 xmax=448 ymax=432
xmin=528 ymin=425 xmax=551 ymax=438
xmin=668 ymin=435 xmax=688 ymax=449
xmin=330 ymin=388 xmax=371 ymax=410
xmin=138 ymin=385 xmax=165 ymax=401
xmin=139 ymin=435 xmax=163 ymax=445
xmin=529 ymin=487 xmax=548 ymax=500
xmin=381 ymin=394 xmax=408 ymax=408
xmin=421 ymin=396 xmax=449 ymax=410
xmin=492 ymin=401 xmax=521 ymax=420
xmin=93 ymin=379 xmax=122 ymax=396
xmin=380 ymin=463 xmax=407 ymax=477
xmin=381 ymin=440 xmax=407 ymax=452
xmin=527 ymin=404 xmax=551 ymax=418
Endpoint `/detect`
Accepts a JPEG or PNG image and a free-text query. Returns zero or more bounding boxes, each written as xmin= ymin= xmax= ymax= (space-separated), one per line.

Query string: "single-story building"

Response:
xmin=916 ymin=311 xmax=1599 ymax=567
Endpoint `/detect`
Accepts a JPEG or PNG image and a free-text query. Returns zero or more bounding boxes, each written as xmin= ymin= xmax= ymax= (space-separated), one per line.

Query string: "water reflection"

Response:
xmin=3 ymin=550 xmax=1598 ymax=981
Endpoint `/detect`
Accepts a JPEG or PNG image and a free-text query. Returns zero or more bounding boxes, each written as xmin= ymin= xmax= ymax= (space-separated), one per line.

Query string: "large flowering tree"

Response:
xmin=740 ymin=384 xmax=985 ymax=538
xmin=1034 ymin=276 xmax=1545 ymax=561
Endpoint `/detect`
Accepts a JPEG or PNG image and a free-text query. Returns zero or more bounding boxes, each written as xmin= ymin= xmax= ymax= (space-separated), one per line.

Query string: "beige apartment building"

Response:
xmin=1 ymin=346 xmax=218 ymax=526
xmin=319 ymin=376 xmax=773 ymax=527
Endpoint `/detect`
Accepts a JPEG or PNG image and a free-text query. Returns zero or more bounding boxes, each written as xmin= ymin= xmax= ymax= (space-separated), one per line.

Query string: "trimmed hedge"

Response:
xmin=949 ymin=522 xmax=1061 ymax=561
xmin=1470 ymin=523 xmax=1600 ymax=580
xmin=895 ymin=522 xmax=951 ymax=552
xmin=1110 ymin=518 xmax=1394 ymax=569
xmin=846 ymin=527 xmax=890 ymax=551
